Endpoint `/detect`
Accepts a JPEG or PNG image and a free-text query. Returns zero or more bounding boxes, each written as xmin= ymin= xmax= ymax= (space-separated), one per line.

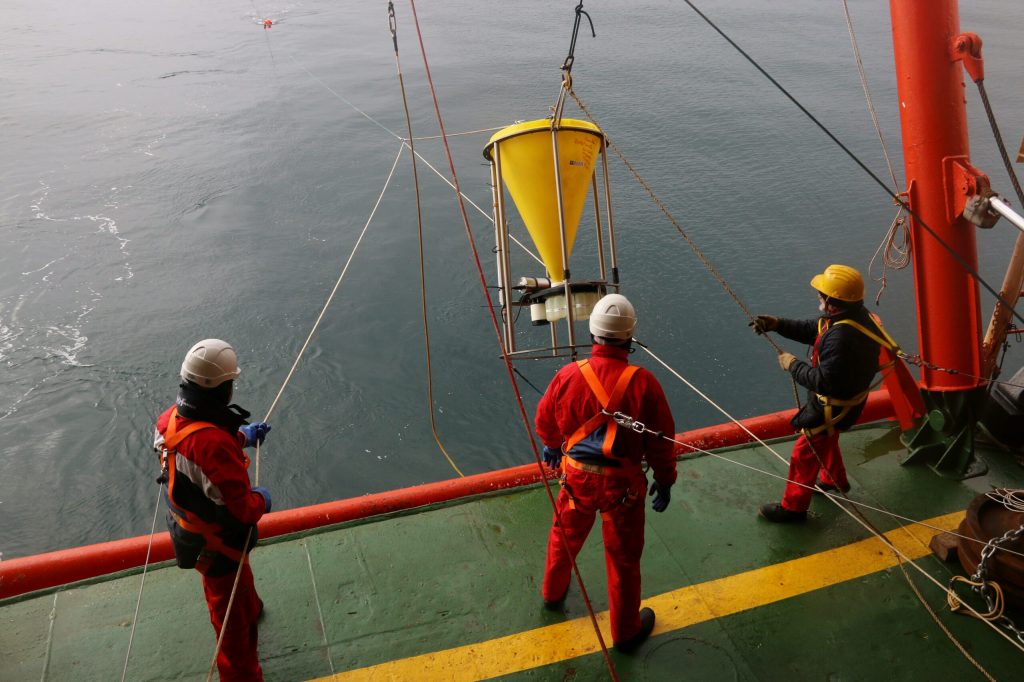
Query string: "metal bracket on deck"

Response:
xmin=899 ymin=387 xmax=988 ymax=479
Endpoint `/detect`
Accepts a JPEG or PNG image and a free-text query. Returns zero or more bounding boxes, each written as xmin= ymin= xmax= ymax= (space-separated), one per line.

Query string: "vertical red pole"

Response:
xmin=890 ymin=0 xmax=982 ymax=391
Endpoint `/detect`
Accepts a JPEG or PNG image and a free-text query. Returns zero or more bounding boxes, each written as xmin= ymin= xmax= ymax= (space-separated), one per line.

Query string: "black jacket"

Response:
xmin=775 ymin=303 xmax=882 ymax=431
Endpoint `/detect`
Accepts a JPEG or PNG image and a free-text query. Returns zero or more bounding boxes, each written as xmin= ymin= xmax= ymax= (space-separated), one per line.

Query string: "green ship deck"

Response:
xmin=2 ymin=423 xmax=1022 ymax=681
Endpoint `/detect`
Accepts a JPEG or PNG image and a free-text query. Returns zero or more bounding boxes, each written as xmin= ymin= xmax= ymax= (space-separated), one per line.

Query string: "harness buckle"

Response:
xmin=605 ymin=409 xmax=647 ymax=434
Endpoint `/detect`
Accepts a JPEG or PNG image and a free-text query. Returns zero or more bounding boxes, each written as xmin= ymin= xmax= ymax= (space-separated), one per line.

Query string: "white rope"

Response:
xmin=206 ymin=142 xmax=405 ymax=682
xmin=408 ymin=126 xmax=503 ymax=141
xmin=257 ymin=141 xmax=405 ymax=472
xmin=286 ymin=52 xmax=544 ymax=268
xmin=634 ymin=339 xmax=1024 ymax=561
xmin=634 ymin=341 xmax=1024 ymax=657
xmin=634 ymin=339 xmax=791 ymax=466
xmin=120 ymin=483 xmax=165 ymax=682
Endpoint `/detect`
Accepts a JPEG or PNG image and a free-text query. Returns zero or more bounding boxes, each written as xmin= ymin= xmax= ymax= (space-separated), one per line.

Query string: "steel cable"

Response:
xmin=680 ymin=0 xmax=1024 ymax=332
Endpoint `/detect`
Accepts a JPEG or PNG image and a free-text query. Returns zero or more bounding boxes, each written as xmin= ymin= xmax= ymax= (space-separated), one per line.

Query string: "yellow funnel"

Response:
xmin=484 ymin=119 xmax=604 ymax=279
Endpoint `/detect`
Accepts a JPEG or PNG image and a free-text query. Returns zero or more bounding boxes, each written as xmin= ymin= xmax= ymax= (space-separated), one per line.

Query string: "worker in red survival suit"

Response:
xmin=750 ymin=264 xmax=902 ymax=523
xmin=536 ymin=294 xmax=677 ymax=653
xmin=154 ymin=339 xmax=273 ymax=681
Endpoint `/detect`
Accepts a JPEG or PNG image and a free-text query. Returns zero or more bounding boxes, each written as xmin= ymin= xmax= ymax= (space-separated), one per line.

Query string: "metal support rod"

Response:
xmin=550 ymin=125 xmax=577 ymax=353
xmin=599 ymin=143 xmax=619 ymax=286
xmin=491 ymin=147 xmax=516 ymax=353
xmin=592 ymin=174 xmax=607 ymax=282
xmin=990 ymin=196 xmax=1024 ymax=234
xmin=981 ymin=230 xmax=1024 ymax=378
xmin=549 ymin=317 xmax=559 ymax=358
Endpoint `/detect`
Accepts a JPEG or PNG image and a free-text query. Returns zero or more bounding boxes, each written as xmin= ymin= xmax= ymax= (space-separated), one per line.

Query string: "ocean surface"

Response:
xmin=2 ymin=0 xmax=1023 ymax=559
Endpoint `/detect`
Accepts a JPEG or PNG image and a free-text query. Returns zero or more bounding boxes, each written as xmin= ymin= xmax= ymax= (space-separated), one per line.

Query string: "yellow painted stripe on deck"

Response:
xmin=312 ymin=511 xmax=962 ymax=682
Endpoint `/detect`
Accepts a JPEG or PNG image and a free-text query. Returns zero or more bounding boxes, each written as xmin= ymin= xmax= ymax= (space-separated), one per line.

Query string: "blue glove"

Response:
xmin=542 ymin=446 xmax=562 ymax=470
xmin=252 ymin=486 xmax=272 ymax=513
xmin=649 ymin=481 xmax=672 ymax=513
xmin=240 ymin=422 xmax=271 ymax=448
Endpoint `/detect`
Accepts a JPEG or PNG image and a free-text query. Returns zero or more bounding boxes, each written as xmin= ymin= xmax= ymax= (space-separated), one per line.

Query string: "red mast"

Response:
xmin=890 ymin=0 xmax=991 ymax=476
xmin=890 ymin=0 xmax=984 ymax=388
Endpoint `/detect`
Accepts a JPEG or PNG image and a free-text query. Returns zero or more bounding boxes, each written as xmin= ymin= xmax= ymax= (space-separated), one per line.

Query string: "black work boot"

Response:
xmin=759 ymin=502 xmax=807 ymax=523
xmin=613 ymin=607 xmax=655 ymax=653
xmin=543 ymin=588 xmax=568 ymax=611
xmin=814 ymin=481 xmax=851 ymax=494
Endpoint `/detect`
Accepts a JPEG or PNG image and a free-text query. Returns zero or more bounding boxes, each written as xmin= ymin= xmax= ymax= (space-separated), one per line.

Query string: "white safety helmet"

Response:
xmin=180 ymin=339 xmax=241 ymax=388
xmin=589 ymin=294 xmax=637 ymax=341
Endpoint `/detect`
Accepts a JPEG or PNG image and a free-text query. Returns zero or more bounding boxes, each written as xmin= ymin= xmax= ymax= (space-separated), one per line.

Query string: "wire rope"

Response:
xmin=679 ymin=0 xmax=1024 ymax=332
xmin=405 ymin=0 xmax=619 ymax=675
xmin=568 ymin=89 xmax=802 ymax=410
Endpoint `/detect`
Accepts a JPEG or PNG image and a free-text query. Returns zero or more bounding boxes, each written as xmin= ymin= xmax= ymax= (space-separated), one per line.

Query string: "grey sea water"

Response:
xmin=2 ymin=0 xmax=1022 ymax=559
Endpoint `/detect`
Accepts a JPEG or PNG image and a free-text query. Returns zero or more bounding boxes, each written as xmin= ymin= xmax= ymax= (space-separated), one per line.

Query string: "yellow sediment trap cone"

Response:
xmin=485 ymin=119 xmax=603 ymax=280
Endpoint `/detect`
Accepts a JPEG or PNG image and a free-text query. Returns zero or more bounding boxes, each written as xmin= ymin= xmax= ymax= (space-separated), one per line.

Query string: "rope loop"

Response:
xmin=948 ymin=575 xmax=1005 ymax=620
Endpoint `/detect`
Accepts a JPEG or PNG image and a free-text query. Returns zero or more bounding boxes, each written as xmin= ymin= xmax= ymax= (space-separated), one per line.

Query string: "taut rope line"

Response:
xmin=629 ymin=340 xmax=1022 ymax=667
xmin=634 ymin=338 xmax=1024 ymax=561
xmin=405 ymin=0 xmax=618 ymax=675
xmin=206 ymin=145 xmax=405 ymax=681
xmin=389 ymin=0 xmax=464 ymax=477
xmin=120 ymin=481 xmax=165 ymax=682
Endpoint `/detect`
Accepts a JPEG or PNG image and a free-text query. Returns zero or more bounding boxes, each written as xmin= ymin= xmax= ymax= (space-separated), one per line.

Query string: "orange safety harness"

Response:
xmin=803 ymin=314 xmax=918 ymax=436
xmin=160 ymin=408 xmax=245 ymax=563
xmin=561 ymin=359 xmax=641 ymax=476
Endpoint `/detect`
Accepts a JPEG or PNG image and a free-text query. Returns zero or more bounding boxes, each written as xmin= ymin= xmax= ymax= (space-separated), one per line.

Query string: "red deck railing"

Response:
xmin=0 ymin=391 xmax=896 ymax=600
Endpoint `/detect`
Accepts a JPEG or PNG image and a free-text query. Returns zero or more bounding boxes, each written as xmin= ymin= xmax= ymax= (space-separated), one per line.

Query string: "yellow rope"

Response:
xmin=390 ymin=3 xmax=464 ymax=477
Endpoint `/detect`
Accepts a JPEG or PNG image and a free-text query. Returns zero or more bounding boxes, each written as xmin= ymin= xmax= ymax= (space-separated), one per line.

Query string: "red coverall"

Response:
xmin=536 ymin=344 xmax=676 ymax=643
xmin=156 ymin=407 xmax=267 ymax=682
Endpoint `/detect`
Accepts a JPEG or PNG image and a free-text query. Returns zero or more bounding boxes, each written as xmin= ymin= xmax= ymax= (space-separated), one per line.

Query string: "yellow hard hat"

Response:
xmin=810 ymin=264 xmax=864 ymax=302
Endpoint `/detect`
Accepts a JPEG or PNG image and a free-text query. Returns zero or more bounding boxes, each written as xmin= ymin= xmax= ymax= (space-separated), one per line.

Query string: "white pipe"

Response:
xmin=990 ymin=196 xmax=1024 ymax=234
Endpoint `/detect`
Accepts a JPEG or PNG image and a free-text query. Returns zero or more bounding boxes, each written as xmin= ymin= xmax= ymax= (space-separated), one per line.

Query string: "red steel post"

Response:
xmin=890 ymin=0 xmax=983 ymax=390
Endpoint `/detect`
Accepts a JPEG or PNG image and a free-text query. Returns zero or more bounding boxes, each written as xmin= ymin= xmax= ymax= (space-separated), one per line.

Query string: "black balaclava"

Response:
xmin=176 ymin=380 xmax=250 ymax=431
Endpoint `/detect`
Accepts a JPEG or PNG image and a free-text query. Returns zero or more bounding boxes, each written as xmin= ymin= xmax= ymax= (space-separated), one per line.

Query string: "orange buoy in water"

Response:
xmin=263 ymin=18 xmax=273 ymax=29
